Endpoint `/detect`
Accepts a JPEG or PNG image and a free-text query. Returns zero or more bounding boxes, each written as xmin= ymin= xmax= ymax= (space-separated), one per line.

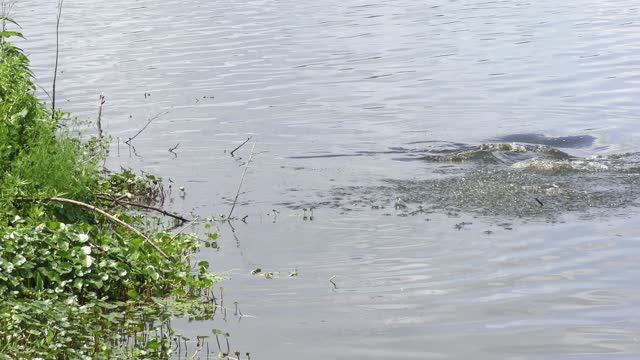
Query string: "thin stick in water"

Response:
xmin=51 ymin=0 xmax=63 ymax=118
xmin=230 ymin=136 xmax=252 ymax=157
xmin=228 ymin=142 xmax=256 ymax=219
xmin=96 ymin=94 xmax=105 ymax=138
xmin=125 ymin=111 xmax=168 ymax=145
xmin=329 ymin=275 xmax=337 ymax=289
xmin=169 ymin=142 xmax=180 ymax=153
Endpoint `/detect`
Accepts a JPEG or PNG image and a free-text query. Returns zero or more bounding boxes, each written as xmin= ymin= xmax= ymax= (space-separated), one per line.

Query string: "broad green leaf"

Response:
xmin=0 ymin=31 xmax=25 ymax=39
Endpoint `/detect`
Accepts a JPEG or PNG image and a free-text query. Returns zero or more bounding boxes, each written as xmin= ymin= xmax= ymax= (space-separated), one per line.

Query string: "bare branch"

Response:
xmin=95 ymin=194 xmax=190 ymax=222
xmin=169 ymin=142 xmax=179 ymax=157
xmin=171 ymin=216 xmax=200 ymax=241
xmin=125 ymin=111 xmax=168 ymax=145
xmin=51 ymin=0 xmax=63 ymax=118
xmin=230 ymin=136 xmax=252 ymax=157
xmin=118 ymin=201 xmax=190 ymax=222
xmin=228 ymin=142 xmax=255 ymax=219
xmin=50 ymin=196 xmax=170 ymax=259
xmin=37 ymin=84 xmax=52 ymax=102
xmin=96 ymin=94 xmax=105 ymax=138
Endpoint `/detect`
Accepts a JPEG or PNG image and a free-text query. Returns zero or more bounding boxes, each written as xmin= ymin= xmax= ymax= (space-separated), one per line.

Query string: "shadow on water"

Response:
xmin=287 ymin=134 xmax=640 ymax=221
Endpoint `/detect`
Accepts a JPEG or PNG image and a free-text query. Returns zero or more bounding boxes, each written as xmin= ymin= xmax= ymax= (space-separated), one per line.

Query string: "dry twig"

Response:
xmin=125 ymin=111 xmax=168 ymax=145
xmin=118 ymin=201 xmax=190 ymax=222
xmin=329 ymin=275 xmax=337 ymax=289
xmin=51 ymin=0 xmax=63 ymax=118
xmin=228 ymin=142 xmax=255 ymax=219
xmin=170 ymin=216 xmax=201 ymax=241
xmin=230 ymin=136 xmax=252 ymax=157
xmin=169 ymin=142 xmax=180 ymax=156
xmin=96 ymin=94 xmax=105 ymax=138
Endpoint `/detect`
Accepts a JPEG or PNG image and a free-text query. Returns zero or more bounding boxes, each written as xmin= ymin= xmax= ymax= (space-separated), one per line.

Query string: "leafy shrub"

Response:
xmin=0 ymin=18 xmax=226 ymax=358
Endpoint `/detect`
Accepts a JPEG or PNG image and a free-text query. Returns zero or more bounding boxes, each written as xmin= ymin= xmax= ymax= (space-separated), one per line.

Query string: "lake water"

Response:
xmin=12 ymin=0 xmax=640 ymax=358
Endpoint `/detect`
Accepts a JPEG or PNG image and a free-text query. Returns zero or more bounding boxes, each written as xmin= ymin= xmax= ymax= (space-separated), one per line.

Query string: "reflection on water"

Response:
xmin=13 ymin=0 xmax=640 ymax=358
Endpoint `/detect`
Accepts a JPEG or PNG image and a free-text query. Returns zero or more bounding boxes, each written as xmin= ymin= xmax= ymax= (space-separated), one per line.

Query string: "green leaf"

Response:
xmin=0 ymin=16 xmax=21 ymax=27
xmin=127 ymin=288 xmax=140 ymax=300
xmin=145 ymin=265 xmax=159 ymax=281
xmin=0 ymin=31 xmax=24 ymax=39
xmin=82 ymin=255 xmax=94 ymax=268
xmin=147 ymin=339 xmax=161 ymax=350
xmin=197 ymin=260 xmax=209 ymax=272
xmin=35 ymin=271 xmax=44 ymax=291
xmin=211 ymin=329 xmax=230 ymax=337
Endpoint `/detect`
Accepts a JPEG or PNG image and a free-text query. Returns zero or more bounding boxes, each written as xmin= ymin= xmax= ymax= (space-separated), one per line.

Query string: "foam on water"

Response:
xmin=512 ymin=159 xmax=609 ymax=172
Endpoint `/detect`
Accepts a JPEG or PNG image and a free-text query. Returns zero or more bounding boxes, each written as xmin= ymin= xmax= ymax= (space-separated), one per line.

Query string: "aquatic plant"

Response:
xmin=0 ymin=17 xmax=232 ymax=358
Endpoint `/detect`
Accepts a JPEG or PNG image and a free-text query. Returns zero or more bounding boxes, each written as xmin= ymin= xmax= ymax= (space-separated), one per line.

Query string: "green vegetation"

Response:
xmin=1 ymin=17 xmax=227 ymax=358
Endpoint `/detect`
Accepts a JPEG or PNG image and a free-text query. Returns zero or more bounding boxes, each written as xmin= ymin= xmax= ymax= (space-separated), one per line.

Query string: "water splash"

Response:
xmin=512 ymin=159 xmax=609 ymax=172
xmin=492 ymin=133 xmax=596 ymax=148
xmin=300 ymin=141 xmax=640 ymax=220
xmin=418 ymin=143 xmax=572 ymax=164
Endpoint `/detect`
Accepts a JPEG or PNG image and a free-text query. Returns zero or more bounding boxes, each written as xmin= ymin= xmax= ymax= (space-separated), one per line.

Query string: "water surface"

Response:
xmin=13 ymin=0 xmax=640 ymax=358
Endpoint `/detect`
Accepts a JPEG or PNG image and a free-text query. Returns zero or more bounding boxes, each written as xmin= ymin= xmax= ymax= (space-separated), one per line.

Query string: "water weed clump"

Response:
xmin=0 ymin=18 xmax=226 ymax=358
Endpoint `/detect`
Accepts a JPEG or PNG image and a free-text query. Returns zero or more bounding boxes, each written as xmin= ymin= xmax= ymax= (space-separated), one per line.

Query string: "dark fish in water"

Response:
xmin=493 ymin=133 xmax=596 ymax=148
